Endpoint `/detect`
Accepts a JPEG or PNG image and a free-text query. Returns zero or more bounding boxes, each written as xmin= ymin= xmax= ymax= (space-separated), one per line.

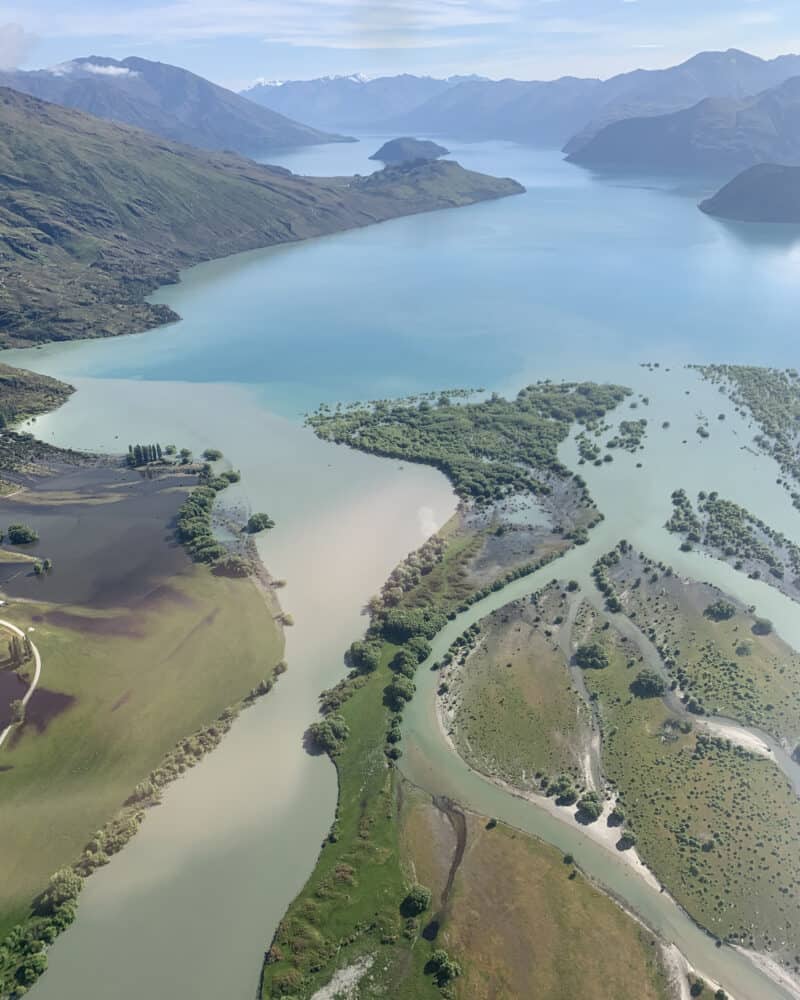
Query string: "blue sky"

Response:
xmin=2 ymin=0 xmax=799 ymax=90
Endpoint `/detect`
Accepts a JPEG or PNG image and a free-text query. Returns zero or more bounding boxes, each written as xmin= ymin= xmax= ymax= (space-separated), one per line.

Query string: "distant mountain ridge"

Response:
xmin=241 ymin=50 xmax=800 ymax=150
xmin=0 ymin=56 xmax=349 ymax=155
xmin=241 ymin=73 xmax=484 ymax=130
xmin=0 ymin=87 xmax=522 ymax=348
xmin=568 ymin=75 xmax=800 ymax=172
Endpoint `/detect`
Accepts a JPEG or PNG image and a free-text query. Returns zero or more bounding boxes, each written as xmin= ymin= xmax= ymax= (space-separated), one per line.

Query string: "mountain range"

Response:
xmin=0 ymin=87 xmax=522 ymax=348
xmin=241 ymin=50 xmax=800 ymax=151
xmin=568 ymin=75 xmax=800 ymax=172
xmin=241 ymin=73 xmax=482 ymax=131
xmin=0 ymin=56 xmax=348 ymax=156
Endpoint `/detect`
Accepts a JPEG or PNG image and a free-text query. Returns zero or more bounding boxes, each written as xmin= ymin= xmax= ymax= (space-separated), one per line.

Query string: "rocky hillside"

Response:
xmin=0 ymin=88 xmax=523 ymax=348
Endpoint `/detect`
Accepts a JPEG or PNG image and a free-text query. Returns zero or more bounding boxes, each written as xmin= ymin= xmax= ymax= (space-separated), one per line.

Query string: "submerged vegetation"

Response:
xmin=667 ymin=488 xmax=800 ymax=595
xmin=307 ymin=382 xmax=631 ymax=505
xmin=696 ymin=366 xmax=800 ymax=509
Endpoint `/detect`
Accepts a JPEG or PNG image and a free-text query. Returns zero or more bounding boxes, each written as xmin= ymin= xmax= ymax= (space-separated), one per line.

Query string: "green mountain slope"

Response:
xmin=0 ymin=87 xmax=523 ymax=348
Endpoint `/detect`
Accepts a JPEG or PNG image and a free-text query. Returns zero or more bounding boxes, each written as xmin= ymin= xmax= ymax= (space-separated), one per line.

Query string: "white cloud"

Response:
xmin=0 ymin=22 xmax=37 ymax=69
xmin=11 ymin=0 xmax=520 ymax=49
xmin=50 ymin=59 xmax=139 ymax=76
xmin=82 ymin=61 xmax=139 ymax=76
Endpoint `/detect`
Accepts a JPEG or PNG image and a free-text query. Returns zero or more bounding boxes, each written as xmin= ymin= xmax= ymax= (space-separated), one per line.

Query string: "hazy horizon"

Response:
xmin=4 ymin=1 xmax=800 ymax=93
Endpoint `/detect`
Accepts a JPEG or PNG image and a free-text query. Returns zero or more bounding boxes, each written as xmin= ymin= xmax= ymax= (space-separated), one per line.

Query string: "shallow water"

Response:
xmin=5 ymin=139 xmax=800 ymax=998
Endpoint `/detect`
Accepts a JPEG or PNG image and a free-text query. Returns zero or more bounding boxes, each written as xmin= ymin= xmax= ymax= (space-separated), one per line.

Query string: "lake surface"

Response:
xmin=17 ymin=141 xmax=800 ymax=416
xmin=6 ymin=139 xmax=800 ymax=999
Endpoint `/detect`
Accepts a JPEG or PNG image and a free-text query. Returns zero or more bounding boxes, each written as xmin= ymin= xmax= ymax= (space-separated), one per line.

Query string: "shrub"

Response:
xmin=213 ymin=555 xmax=251 ymax=577
xmin=202 ymin=448 xmax=223 ymax=461
xmin=391 ymin=649 xmax=419 ymax=678
xmin=704 ymin=600 xmax=735 ymax=622
xmin=7 ymin=523 xmax=38 ymax=545
xmin=37 ymin=868 xmax=83 ymax=915
xmin=428 ymin=949 xmax=462 ymax=986
xmin=307 ymin=715 xmax=349 ymax=755
xmin=630 ymin=669 xmax=666 ymax=698
xmin=401 ymin=884 xmax=432 ymax=916
xmin=386 ymin=675 xmax=415 ymax=709
xmin=381 ymin=607 xmax=447 ymax=643
xmin=247 ymin=512 xmax=275 ymax=533
xmin=574 ymin=641 xmax=609 ymax=670
xmin=349 ymin=640 xmax=382 ymax=673
xmin=576 ymin=793 xmax=603 ymax=823
xmin=752 ymin=617 xmax=774 ymax=636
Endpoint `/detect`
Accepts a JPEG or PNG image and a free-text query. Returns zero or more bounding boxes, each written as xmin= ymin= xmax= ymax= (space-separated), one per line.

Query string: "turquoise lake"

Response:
xmin=20 ymin=139 xmax=800 ymax=416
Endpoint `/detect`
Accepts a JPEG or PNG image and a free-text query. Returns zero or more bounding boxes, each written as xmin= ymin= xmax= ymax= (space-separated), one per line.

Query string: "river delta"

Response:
xmin=3 ymin=140 xmax=800 ymax=999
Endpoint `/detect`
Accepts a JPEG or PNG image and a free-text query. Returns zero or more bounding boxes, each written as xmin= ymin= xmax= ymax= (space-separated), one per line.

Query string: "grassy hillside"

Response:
xmin=0 ymin=87 xmax=523 ymax=348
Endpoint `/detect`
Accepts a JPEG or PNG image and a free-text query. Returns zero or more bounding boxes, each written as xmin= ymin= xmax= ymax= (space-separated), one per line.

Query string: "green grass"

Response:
xmin=260 ymin=642 xmax=440 ymax=1000
xmin=0 ymin=566 xmax=282 ymax=941
xmin=582 ymin=619 xmax=800 ymax=957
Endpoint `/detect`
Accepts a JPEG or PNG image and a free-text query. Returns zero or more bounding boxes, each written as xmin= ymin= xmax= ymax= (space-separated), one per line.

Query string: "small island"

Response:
xmin=369 ymin=137 xmax=449 ymax=165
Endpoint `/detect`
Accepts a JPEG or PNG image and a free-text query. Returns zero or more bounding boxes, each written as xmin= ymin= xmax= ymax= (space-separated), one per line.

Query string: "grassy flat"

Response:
xmin=401 ymin=789 xmax=670 ymax=1000
xmin=445 ymin=588 xmax=590 ymax=789
xmin=580 ymin=612 xmax=800 ymax=959
xmin=612 ymin=554 xmax=800 ymax=743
